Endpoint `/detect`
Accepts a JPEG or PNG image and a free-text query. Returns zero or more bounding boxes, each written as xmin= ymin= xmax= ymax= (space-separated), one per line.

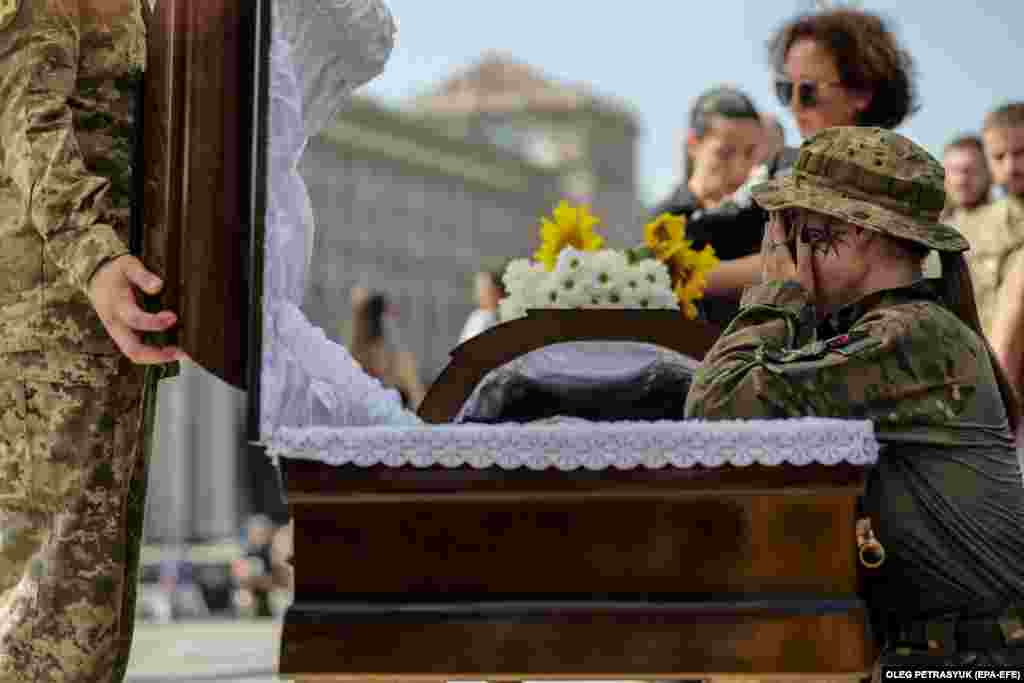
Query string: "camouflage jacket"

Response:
xmin=686 ymin=279 xmax=1024 ymax=616
xmin=683 ymin=278 xmax=1002 ymax=426
xmin=0 ymin=0 xmax=145 ymax=356
xmin=955 ymin=195 xmax=1024 ymax=341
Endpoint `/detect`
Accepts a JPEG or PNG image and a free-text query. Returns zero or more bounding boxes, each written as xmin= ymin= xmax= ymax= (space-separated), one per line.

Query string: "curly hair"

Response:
xmin=768 ymin=7 xmax=919 ymax=130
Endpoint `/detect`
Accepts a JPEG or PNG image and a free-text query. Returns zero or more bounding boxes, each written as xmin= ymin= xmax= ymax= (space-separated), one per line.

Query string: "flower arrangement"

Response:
xmin=499 ymin=201 xmax=719 ymax=321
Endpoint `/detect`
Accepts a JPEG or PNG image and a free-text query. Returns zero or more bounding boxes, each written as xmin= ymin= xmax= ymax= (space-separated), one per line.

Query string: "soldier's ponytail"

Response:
xmin=939 ymin=251 xmax=1021 ymax=434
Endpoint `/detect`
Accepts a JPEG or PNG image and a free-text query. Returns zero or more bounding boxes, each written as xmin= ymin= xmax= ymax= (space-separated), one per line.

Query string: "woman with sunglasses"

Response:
xmin=689 ymin=7 xmax=920 ymax=321
xmin=769 ymin=7 xmax=917 ymax=141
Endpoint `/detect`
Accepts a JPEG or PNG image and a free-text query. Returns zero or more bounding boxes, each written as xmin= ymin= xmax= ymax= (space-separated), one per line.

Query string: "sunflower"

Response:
xmin=644 ymin=212 xmax=688 ymax=262
xmin=669 ymin=244 xmax=719 ymax=320
xmin=534 ymin=201 xmax=605 ymax=271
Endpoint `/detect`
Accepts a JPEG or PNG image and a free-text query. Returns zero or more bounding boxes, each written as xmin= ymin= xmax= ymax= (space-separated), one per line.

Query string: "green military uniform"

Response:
xmin=954 ymin=196 xmax=1024 ymax=342
xmin=0 ymin=0 xmax=149 ymax=680
xmin=685 ymin=127 xmax=1024 ymax=673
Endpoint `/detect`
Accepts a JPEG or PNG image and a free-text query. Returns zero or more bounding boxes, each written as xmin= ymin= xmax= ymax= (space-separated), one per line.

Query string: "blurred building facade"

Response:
xmin=303 ymin=52 xmax=643 ymax=381
xmin=144 ymin=53 xmax=643 ymax=544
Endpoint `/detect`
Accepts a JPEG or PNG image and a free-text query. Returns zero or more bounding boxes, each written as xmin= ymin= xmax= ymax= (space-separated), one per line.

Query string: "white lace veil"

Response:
xmin=261 ymin=0 xmax=421 ymax=444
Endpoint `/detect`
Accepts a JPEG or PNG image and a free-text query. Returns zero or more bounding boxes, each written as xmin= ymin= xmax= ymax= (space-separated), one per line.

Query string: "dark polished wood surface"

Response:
xmin=281 ymin=459 xmax=875 ymax=678
xmin=142 ymin=0 xmax=252 ymax=389
xmin=283 ymin=610 xmax=871 ymax=679
xmin=417 ymin=309 xmax=722 ymax=424
xmin=286 ymin=484 xmax=861 ymax=596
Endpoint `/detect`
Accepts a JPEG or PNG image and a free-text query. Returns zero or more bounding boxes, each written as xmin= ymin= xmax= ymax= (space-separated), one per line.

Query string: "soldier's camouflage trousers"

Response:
xmin=0 ymin=352 xmax=145 ymax=682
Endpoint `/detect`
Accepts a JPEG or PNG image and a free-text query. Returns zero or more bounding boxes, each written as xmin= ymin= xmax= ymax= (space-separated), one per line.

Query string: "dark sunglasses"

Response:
xmin=774 ymin=77 xmax=843 ymax=109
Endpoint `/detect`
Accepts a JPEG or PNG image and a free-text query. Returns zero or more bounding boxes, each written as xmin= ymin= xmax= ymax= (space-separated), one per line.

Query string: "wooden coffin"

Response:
xmin=278 ymin=311 xmax=877 ymax=681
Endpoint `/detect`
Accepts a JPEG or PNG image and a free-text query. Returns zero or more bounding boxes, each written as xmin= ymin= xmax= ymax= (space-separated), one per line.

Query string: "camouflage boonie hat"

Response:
xmin=751 ymin=126 xmax=969 ymax=252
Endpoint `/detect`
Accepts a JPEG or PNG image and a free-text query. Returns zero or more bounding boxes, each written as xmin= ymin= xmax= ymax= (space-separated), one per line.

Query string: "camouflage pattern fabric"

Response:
xmin=954 ymin=195 xmax=1024 ymax=340
xmin=0 ymin=0 xmax=144 ymax=356
xmin=685 ymin=277 xmax=1024 ymax=639
xmin=109 ymin=364 xmax=168 ymax=683
xmin=684 ymin=279 xmax=997 ymax=426
xmin=0 ymin=353 xmax=144 ymax=682
xmin=751 ymin=127 xmax=970 ymax=253
xmin=0 ymin=0 xmax=150 ymax=681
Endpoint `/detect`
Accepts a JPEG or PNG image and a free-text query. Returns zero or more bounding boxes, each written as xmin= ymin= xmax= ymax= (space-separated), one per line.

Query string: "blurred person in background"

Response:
xmin=676 ymin=6 xmax=921 ymax=322
xmin=231 ymin=515 xmax=281 ymax=619
xmin=739 ymin=112 xmax=787 ymax=222
xmin=458 ymin=268 xmax=507 ymax=343
xmin=656 ymin=85 xmax=764 ymax=215
xmin=268 ymin=520 xmax=295 ymax=616
xmin=349 ymin=289 xmax=426 ymax=409
xmin=652 ymin=85 xmax=764 ymax=327
xmin=942 ymin=134 xmax=992 ymax=222
xmin=136 ymin=557 xmax=210 ymax=624
xmin=958 ymin=103 xmax=1024 ymax=403
xmin=754 ymin=112 xmax=787 ymax=169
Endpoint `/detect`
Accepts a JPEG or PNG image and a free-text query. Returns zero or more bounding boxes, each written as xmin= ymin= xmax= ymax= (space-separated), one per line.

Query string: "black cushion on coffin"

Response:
xmin=454 ymin=341 xmax=699 ymax=424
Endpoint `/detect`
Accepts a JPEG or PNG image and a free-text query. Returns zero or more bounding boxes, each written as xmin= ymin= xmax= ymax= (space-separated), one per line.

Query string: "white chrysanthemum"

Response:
xmin=620 ymin=272 xmax=655 ymax=308
xmin=587 ymin=251 xmax=617 ymax=290
xmin=650 ymin=287 xmax=681 ymax=310
xmin=545 ymin=251 xmax=591 ymax=307
xmin=635 ymin=258 xmax=673 ymax=291
xmin=619 ymin=264 xmax=650 ymax=299
xmin=572 ymin=257 xmax=601 ymax=296
xmin=581 ymin=290 xmax=606 ymax=308
xmin=503 ymin=258 xmax=546 ymax=298
xmin=587 ymin=252 xmax=628 ymax=307
xmin=536 ymin=278 xmax=569 ymax=309
xmin=590 ymin=249 xmax=629 ymax=274
xmin=553 ymin=246 xmax=590 ymax=275
xmin=502 ymin=258 xmax=532 ymax=288
xmin=498 ymin=296 xmax=527 ymax=321
xmin=505 ymin=248 xmax=680 ymax=311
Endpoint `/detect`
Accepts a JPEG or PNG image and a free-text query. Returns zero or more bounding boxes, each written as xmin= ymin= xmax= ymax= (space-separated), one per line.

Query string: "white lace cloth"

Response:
xmin=267 ymin=417 xmax=879 ymax=470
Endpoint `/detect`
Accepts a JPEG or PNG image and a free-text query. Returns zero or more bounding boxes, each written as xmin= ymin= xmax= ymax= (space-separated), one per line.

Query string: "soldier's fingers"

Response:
xmin=115 ymin=298 xmax=177 ymax=332
xmin=767 ymin=212 xmax=787 ymax=244
xmin=120 ymin=256 xmax=164 ymax=295
xmin=109 ymin=325 xmax=181 ymax=365
xmin=795 ymin=227 xmax=817 ymax=296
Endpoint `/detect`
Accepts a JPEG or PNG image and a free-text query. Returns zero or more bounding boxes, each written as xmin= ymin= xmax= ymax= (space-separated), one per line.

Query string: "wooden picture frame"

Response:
xmin=140 ymin=0 xmax=270 ymax=410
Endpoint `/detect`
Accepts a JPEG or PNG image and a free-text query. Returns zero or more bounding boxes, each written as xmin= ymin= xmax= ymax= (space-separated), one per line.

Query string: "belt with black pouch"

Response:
xmin=884 ymin=606 xmax=1024 ymax=655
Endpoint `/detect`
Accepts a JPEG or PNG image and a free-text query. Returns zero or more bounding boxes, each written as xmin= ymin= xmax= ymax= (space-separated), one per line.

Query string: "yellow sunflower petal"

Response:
xmin=534 ymin=201 xmax=607 ymax=270
xmin=553 ymin=200 xmax=577 ymax=226
xmin=644 ymin=213 xmax=686 ymax=251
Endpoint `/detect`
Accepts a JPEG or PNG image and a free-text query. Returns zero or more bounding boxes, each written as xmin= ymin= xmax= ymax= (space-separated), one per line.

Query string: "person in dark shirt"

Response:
xmin=652 ymin=85 xmax=765 ymax=326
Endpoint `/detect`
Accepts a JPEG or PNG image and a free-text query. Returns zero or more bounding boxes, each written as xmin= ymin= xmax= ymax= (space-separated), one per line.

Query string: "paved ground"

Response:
xmin=125 ymin=618 xmax=284 ymax=682
xmin=124 ymin=618 xmax=655 ymax=683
